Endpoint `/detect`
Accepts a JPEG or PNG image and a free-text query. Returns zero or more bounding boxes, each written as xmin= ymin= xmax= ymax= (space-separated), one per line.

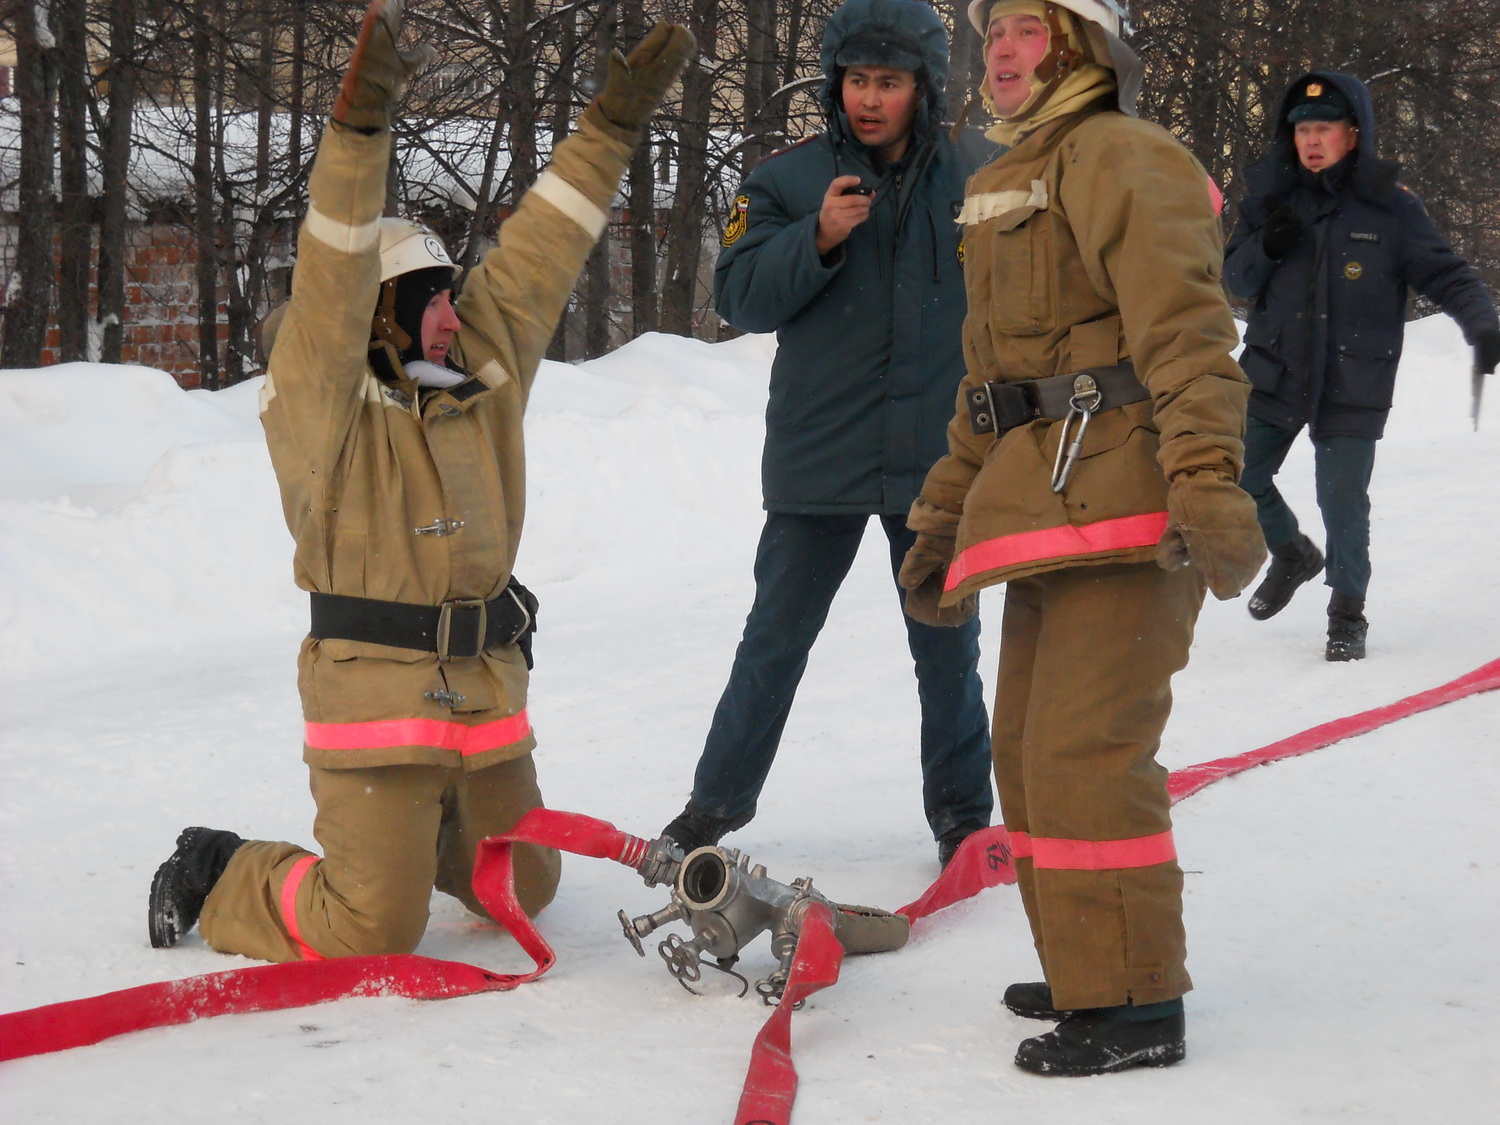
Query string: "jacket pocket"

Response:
xmin=978 ymin=203 xmax=1055 ymax=336
xmin=1327 ymin=342 xmax=1399 ymax=410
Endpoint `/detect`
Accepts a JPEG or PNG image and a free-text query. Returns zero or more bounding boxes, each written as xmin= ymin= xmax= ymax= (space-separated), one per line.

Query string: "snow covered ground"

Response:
xmin=1 ymin=320 xmax=1497 ymax=1122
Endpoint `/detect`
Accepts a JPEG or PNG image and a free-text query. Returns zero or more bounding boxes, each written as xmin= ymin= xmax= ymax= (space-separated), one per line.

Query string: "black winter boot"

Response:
xmin=659 ymin=805 xmax=750 ymax=853
xmin=1015 ymin=1005 xmax=1186 ymax=1076
xmin=1326 ymin=591 xmax=1368 ymax=662
xmin=1248 ymin=533 xmax=1324 ymax=620
xmin=937 ymin=821 xmax=987 ymax=869
xmin=1003 ymin=981 xmax=1072 ymax=1021
xmin=148 ymin=827 xmax=246 ymax=948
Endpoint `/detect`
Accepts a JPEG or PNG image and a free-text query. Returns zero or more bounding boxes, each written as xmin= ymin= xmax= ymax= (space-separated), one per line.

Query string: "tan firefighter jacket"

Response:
xmin=919 ymin=103 xmax=1250 ymax=605
xmin=260 ymin=110 xmax=633 ymax=771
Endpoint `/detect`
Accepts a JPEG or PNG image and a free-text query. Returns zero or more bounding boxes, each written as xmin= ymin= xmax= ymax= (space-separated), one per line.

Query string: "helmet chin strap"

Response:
xmin=371 ymin=278 xmax=412 ymax=354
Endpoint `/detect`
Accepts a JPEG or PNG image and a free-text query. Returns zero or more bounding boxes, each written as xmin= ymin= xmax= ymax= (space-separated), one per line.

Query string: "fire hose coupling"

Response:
xmin=618 ymin=839 xmax=911 ymax=1004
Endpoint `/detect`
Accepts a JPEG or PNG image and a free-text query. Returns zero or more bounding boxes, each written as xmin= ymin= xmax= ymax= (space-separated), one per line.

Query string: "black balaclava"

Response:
xmin=388 ymin=266 xmax=455 ymax=364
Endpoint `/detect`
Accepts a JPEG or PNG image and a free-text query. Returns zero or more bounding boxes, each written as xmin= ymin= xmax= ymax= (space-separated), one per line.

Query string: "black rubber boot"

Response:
xmin=659 ymin=806 xmax=751 ymax=853
xmin=937 ymin=821 xmax=987 ymax=869
xmin=148 ymin=827 xmax=246 ymax=948
xmin=1326 ymin=591 xmax=1368 ymax=662
xmin=1015 ymin=1006 xmax=1186 ymax=1076
xmin=1003 ymin=981 xmax=1072 ymax=1021
xmin=1248 ymin=533 xmax=1324 ymax=620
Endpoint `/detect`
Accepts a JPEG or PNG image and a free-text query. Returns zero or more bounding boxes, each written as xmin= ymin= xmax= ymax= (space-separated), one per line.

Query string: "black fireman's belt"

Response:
xmin=966 ymin=363 xmax=1148 ymax=437
xmin=309 ymin=576 xmax=538 ymax=665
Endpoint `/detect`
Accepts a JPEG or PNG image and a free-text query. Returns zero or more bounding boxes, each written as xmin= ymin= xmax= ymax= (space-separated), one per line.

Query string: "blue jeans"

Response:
xmin=686 ymin=512 xmax=994 ymax=839
xmin=1240 ymin=416 xmax=1378 ymax=600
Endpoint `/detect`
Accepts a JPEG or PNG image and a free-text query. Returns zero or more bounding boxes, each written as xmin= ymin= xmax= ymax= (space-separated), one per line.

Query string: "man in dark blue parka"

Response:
xmin=1225 ymin=71 xmax=1500 ymax=660
xmin=660 ymin=0 xmax=996 ymax=866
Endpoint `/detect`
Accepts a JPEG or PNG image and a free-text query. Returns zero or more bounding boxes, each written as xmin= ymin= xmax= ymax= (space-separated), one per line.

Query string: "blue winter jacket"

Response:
xmin=713 ymin=0 xmax=995 ymax=513
xmin=1224 ymin=71 xmax=1497 ymax=440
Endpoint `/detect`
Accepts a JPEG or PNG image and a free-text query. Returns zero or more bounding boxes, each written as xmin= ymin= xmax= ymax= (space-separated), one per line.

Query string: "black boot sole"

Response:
xmin=1247 ymin=547 xmax=1324 ymax=620
xmin=1016 ymin=1038 xmax=1186 ymax=1076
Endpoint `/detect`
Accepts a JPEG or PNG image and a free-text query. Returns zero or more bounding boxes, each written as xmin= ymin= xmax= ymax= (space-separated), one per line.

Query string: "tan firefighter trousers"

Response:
xmin=993 ymin=561 xmax=1204 ymax=1011
xmin=198 ymin=753 xmax=560 ymax=962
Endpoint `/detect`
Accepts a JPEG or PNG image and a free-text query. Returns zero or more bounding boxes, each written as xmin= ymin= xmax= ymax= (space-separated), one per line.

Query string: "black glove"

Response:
xmin=1474 ymin=327 xmax=1500 ymax=376
xmin=507 ymin=576 xmax=539 ymax=671
xmin=1260 ymin=205 xmax=1304 ymax=260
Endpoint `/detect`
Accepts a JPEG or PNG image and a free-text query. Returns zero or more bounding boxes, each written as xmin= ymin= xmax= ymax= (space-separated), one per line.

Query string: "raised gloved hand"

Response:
xmin=593 ymin=22 xmax=696 ymax=133
xmin=1260 ymin=204 xmax=1304 ymax=260
xmin=332 ymin=0 xmax=437 ymax=133
xmin=898 ymin=499 xmax=977 ymax=627
xmin=1155 ymin=470 xmax=1268 ymax=601
xmin=1474 ymin=327 xmax=1500 ymax=376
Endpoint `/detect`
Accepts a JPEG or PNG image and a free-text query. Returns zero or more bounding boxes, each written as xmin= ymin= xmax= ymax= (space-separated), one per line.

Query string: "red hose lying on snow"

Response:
xmin=5 ymin=657 xmax=1500 ymax=1125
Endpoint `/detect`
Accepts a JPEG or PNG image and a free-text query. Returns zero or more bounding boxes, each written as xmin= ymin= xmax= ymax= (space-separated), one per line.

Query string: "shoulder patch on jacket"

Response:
xmin=722 ymin=194 xmax=750 ymax=246
xmin=761 ymin=135 xmax=818 ymax=164
xmin=957 ymin=180 xmax=1048 ymax=226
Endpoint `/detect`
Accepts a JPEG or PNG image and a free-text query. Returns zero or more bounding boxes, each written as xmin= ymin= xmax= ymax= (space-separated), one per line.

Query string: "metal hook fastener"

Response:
xmin=1050 ymin=374 xmax=1103 ymax=493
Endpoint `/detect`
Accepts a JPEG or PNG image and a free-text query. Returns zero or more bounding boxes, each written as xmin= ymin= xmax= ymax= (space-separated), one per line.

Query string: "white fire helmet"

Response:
xmin=966 ymin=0 xmax=1128 ymax=37
xmin=377 ymin=217 xmax=461 ymax=284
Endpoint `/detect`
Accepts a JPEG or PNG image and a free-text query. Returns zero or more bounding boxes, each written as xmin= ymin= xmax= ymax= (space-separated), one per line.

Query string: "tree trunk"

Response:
xmin=53 ymin=0 xmax=90 ymax=361
xmin=621 ymin=0 xmax=657 ymax=337
xmin=3 ymin=0 xmax=57 ymax=368
xmin=545 ymin=2 xmax=580 ymax=361
xmin=583 ymin=2 xmax=618 ymax=358
xmin=193 ymin=0 xmax=220 ymax=389
xmin=98 ymin=0 xmax=138 ymax=365
xmin=660 ymin=0 xmax=719 ymax=338
xmin=742 ymin=0 xmax=777 ymax=175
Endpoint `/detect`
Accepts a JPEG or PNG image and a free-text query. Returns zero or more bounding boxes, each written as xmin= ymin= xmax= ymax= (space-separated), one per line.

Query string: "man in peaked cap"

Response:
xmin=658 ymin=0 xmax=998 ymax=869
xmin=1227 ymin=71 xmax=1500 ymax=660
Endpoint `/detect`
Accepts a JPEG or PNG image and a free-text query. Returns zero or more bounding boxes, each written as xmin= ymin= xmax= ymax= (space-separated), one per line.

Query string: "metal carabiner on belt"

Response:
xmin=1049 ymin=373 xmax=1104 ymax=493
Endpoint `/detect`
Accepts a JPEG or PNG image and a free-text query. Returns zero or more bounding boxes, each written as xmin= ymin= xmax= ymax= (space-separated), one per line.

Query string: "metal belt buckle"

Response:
xmin=967 ymin=383 xmax=999 ymax=435
xmin=1049 ymin=373 xmax=1104 ymax=493
xmin=437 ymin=598 xmax=487 ymax=661
xmin=502 ymin=584 xmax=532 ymax=645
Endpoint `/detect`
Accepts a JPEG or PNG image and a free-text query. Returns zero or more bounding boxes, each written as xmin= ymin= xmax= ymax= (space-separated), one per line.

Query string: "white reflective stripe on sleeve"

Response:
xmin=303 ymin=206 xmax=383 ymax=254
xmin=478 ymin=359 xmax=512 ymax=388
xmin=956 ymin=179 xmax=1049 ymax=226
xmin=530 ymin=170 xmax=610 ymax=239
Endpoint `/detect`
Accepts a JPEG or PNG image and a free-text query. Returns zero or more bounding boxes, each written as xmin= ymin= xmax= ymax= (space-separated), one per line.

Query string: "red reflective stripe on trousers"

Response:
xmin=303 ymin=711 xmax=532 ymax=757
xmin=1006 ymin=829 xmax=1176 ymax=870
xmin=279 ymin=855 xmax=326 ymax=962
xmin=945 ymin=512 xmax=1169 ymax=592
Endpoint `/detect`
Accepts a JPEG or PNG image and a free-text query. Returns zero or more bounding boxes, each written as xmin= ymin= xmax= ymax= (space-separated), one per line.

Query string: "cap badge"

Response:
xmin=1306 ymin=82 xmax=1324 ymax=97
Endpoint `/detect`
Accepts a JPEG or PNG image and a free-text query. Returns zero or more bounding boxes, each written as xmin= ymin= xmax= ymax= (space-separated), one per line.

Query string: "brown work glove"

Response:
xmin=592 ymin=22 xmax=696 ymax=133
xmin=332 ymin=0 xmax=437 ymax=133
xmin=898 ymin=499 xmax=977 ymax=627
xmin=1155 ymin=470 xmax=1268 ymax=600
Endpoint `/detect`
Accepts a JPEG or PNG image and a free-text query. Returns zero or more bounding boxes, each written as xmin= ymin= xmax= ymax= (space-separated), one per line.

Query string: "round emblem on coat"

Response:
xmin=1344 ymin=260 xmax=1364 ymax=280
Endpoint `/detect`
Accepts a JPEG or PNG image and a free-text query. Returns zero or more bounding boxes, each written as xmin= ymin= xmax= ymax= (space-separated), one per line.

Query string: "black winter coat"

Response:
xmin=1224 ymin=71 xmax=1497 ymax=440
xmin=712 ymin=0 xmax=994 ymax=514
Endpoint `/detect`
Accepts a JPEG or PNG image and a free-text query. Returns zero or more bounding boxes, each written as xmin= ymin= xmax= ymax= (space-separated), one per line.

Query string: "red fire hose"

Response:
xmin=5 ymin=657 xmax=1500 ymax=1125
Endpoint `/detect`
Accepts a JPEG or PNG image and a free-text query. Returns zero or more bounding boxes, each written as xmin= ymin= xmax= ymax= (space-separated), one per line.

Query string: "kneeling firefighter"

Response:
xmin=147 ymin=0 xmax=693 ymax=962
xmin=898 ymin=0 xmax=1265 ymax=1074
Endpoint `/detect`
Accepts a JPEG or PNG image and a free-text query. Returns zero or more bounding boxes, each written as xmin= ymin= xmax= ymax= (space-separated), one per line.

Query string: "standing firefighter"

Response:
xmin=900 ymin=1 xmax=1264 ymax=1073
xmin=147 ymin=1 xmax=692 ymax=962
xmin=1226 ymin=72 xmax=1500 ymax=660
xmin=657 ymin=0 xmax=996 ymax=869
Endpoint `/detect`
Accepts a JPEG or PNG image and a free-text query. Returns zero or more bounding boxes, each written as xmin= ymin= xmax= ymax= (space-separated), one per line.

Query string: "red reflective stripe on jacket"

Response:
xmin=1006 ymin=829 xmax=1176 ymax=870
xmin=303 ymin=711 xmax=532 ymax=757
xmin=945 ymin=512 xmax=1170 ymax=592
xmin=280 ymin=855 xmax=326 ymax=962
